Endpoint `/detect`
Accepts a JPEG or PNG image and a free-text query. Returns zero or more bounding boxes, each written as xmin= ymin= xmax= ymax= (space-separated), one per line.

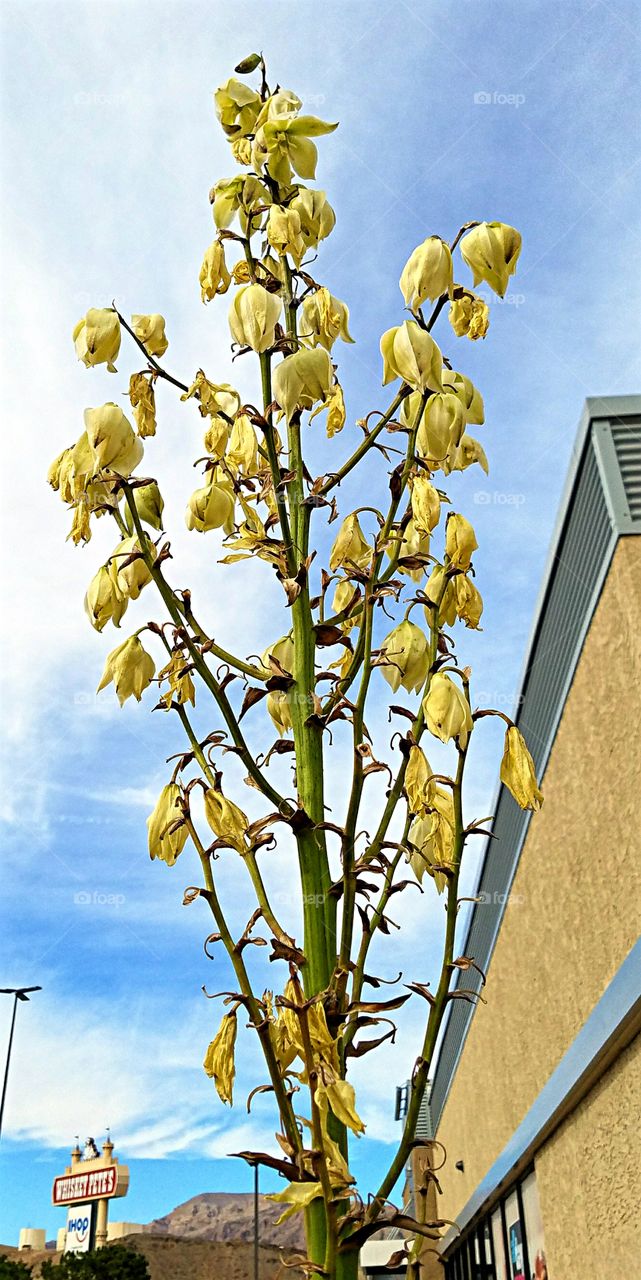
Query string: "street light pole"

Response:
xmin=0 ymin=986 xmax=42 ymax=1140
xmin=253 ymin=1161 xmax=259 ymax=1280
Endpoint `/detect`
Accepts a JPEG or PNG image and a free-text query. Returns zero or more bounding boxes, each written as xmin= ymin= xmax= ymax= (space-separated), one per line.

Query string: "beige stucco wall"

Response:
xmin=534 ymin=1032 xmax=641 ymax=1277
xmin=435 ymin=536 xmax=641 ymax=1221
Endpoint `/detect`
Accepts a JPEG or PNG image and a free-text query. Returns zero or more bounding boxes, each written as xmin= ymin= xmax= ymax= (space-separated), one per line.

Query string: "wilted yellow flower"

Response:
xmin=442 ymin=369 xmax=485 ymax=425
xmin=300 ymin=287 xmax=354 ymax=351
xmin=266 ymin=690 xmax=293 ymax=736
xmin=252 ymin=93 xmax=338 ymax=185
xmin=204 ymin=786 xmax=248 ymax=851
xmin=329 ymin=513 xmax=371 ymax=572
xmin=210 ymin=174 xmax=266 ymax=232
xmin=111 ymin=535 xmax=155 ymax=601
xmin=128 ymin=373 xmax=157 ymax=438
xmin=423 ymin=672 xmax=473 ymax=749
xmin=231 ymin=260 xmax=252 ymax=285
xmin=446 ymin=433 xmax=489 ymax=476
xmin=131 ymin=313 xmax=168 ymax=358
xmin=185 ymin=473 xmax=235 ymax=534
xmin=84 ymin=565 xmax=128 ymax=632
xmin=380 ymin=620 xmax=430 ymax=694
xmin=449 ymin=288 xmax=490 ymax=340
xmin=290 ymin=187 xmax=336 ymax=249
xmin=445 ymin=513 xmax=478 ymax=570
xmin=311 ymin=381 xmax=346 ymax=437
xmin=396 ymin=516 xmax=431 ymax=582
xmin=202 ymin=417 xmax=230 ymax=460
xmin=424 ymin=564 xmax=457 ymax=627
xmin=409 ymin=788 xmax=455 ymax=892
xmin=460 ymin=221 xmax=522 ymax=297
xmin=272 ymin=347 xmax=332 ymax=419
xmin=84 ymin=403 xmax=143 ymax=476
xmin=97 ymin=635 xmax=155 ymax=706
xmin=181 ymin=372 xmax=241 ymax=420
xmin=199 ymin=240 xmax=231 ymax=302
xmin=214 ymin=77 xmax=262 ymax=138
xmin=400 ymin=236 xmax=453 ymax=311
xmin=267 ymin=1181 xmax=323 ymax=1224
xmin=380 ymin=321 xmax=443 ymax=393
xmin=158 ymin=651 xmax=195 ymax=710
xmin=203 ymin=1010 xmax=238 ymax=1106
xmin=231 ymin=136 xmax=252 ymax=165
xmin=73 ymin=308 xmax=121 ymax=372
xmin=266 ymin=204 xmax=306 ymax=265
xmin=410 ymin=473 xmax=441 ymax=533
xmin=226 ymin=413 xmax=258 ymax=474
xmin=229 ymin=283 xmax=281 ymax=353
xmin=500 ymin=726 xmax=543 ymax=811
xmin=453 ymin=574 xmax=484 ymax=629
xmin=316 ymin=1078 xmax=365 ymax=1135
xmin=147 ymin=782 xmax=188 ymax=866
xmin=405 ymin=745 xmax=435 ymax=815
xmin=68 ymin=496 xmax=92 ymax=546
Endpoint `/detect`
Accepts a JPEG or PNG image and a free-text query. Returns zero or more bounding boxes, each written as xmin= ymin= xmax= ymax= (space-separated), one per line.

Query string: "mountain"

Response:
xmin=0 ymin=1237 xmax=305 ymax=1280
xmin=148 ymin=1191 xmax=306 ymax=1249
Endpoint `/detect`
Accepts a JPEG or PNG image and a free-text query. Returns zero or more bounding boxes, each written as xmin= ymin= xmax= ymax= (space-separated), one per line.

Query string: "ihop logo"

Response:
xmin=68 ymin=1215 xmax=89 ymax=1241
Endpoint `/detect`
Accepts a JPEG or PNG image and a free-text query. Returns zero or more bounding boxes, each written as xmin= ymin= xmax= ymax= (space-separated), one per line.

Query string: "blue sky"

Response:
xmin=1 ymin=0 xmax=639 ymax=1246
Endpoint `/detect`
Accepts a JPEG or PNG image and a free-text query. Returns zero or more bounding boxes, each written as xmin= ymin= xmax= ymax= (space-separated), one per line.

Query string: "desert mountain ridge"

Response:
xmin=147 ymin=1190 xmax=306 ymax=1248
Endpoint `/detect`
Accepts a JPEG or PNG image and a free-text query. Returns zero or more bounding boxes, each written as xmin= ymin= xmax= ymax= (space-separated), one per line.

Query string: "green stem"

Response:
xmin=317 ymin=388 xmax=409 ymax=499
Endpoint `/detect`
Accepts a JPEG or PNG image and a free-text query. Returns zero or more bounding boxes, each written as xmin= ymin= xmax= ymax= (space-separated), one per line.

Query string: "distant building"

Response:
xmin=18 ymin=1229 xmax=45 ymax=1251
xmin=400 ymin=396 xmax=641 ymax=1278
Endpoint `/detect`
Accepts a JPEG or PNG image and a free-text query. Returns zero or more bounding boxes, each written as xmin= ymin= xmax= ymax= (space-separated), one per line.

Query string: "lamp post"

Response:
xmin=0 ymin=986 xmax=42 ymax=1140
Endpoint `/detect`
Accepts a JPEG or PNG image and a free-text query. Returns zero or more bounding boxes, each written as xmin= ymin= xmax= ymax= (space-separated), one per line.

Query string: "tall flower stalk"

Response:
xmin=49 ymin=54 xmax=542 ymax=1280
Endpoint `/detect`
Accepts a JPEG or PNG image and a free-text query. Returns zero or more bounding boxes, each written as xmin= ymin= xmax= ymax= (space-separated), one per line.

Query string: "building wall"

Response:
xmin=534 ymin=1032 xmax=641 ymax=1277
xmin=435 ymin=536 xmax=641 ymax=1220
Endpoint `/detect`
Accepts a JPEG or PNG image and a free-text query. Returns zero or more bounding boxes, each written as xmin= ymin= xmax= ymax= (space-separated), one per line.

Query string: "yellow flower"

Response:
xmin=409 ymin=787 xmax=456 ymax=893
xmin=131 ymin=313 xmax=168 ymax=357
xmin=272 ymin=347 xmax=332 ymax=420
xmin=147 ymin=783 xmax=188 ymax=866
xmin=67 ymin=496 xmax=92 ymax=546
xmin=267 ymin=1181 xmax=323 ymax=1224
xmin=204 ymin=787 xmax=248 ymax=852
xmin=454 ymin=574 xmax=483 ymax=629
xmin=199 ymin=240 xmax=231 ymax=302
xmin=460 ymin=221 xmax=522 ymax=297
xmin=131 ymin=481 xmax=164 ymax=531
xmin=231 ymin=260 xmax=251 ymax=285
xmin=202 ymin=417 xmax=230 ymax=460
xmin=185 ymin=473 xmax=235 ymax=534
xmin=181 ymin=372 xmax=240 ymax=420
xmin=266 ymin=690 xmax=293 ymax=736
xmin=319 ymin=382 xmax=347 ymax=437
xmin=158 ymin=651 xmax=195 ymax=710
xmin=406 ymin=392 xmax=465 ymax=467
xmin=252 ymin=93 xmax=338 ymax=185
xmin=316 ymin=1078 xmax=365 ymax=1135
xmin=445 ymin=513 xmax=478 ymax=570
xmin=128 ymin=373 xmax=157 ymax=438
xmin=111 ymin=535 xmax=155 ymax=601
xmin=84 ymin=403 xmax=143 ymax=476
xmin=380 ymin=321 xmax=443 ymax=393
xmin=214 ymin=77 xmax=262 ymax=139
xmin=400 ymin=236 xmax=453 ymax=310
xmin=446 ymin=433 xmax=489 ymax=476
xmin=259 ymin=633 xmax=295 ymax=679
xmin=380 ymin=620 xmax=430 ymax=694
xmin=229 ymin=283 xmax=282 ymax=353
xmin=396 ymin=516 xmax=431 ymax=582
xmin=227 ymin=413 xmax=258 ymax=474
xmin=500 ymin=726 xmax=543 ymax=810
xmin=266 ymin=205 xmax=306 ymax=265
xmin=424 ymin=564 xmax=457 ymax=627
xmin=203 ymin=1011 xmax=238 ymax=1106
xmin=442 ymin=369 xmax=485 ymax=425
xmin=405 ymin=745 xmax=435 ymax=815
xmin=410 ymin=473 xmax=441 ymax=533
xmin=73 ymin=308 xmax=121 ymax=372
xmin=97 ymin=635 xmax=156 ymax=706
xmin=449 ymin=288 xmax=490 ymax=340
xmin=300 ymin=287 xmax=354 ymax=351
xmin=84 ymin=565 xmax=128 ymax=632
xmin=423 ymin=672 xmax=473 ymax=749
xmin=210 ymin=175 xmax=266 ymax=232
xmin=290 ymin=188 xmax=336 ymax=249
xmin=329 ymin=513 xmax=371 ymax=572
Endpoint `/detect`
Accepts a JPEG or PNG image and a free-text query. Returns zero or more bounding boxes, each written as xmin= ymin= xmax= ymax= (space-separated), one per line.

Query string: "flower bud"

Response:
xmin=410 ymin=473 xmax=441 ymax=533
xmin=111 ymin=535 xmax=155 ymax=601
xmin=400 ymin=236 xmax=453 ymax=310
xmin=272 ymin=347 xmax=332 ymax=420
xmin=423 ymin=672 xmax=473 ymax=749
xmin=204 ymin=786 xmax=248 ymax=852
xmin=200 ymin=240 xmax=231 ymax=302
xmin=380 ymin=619 xmax=430 ymax=694
xmin=500 ymin=726 xmax=543 ymax=810
xmin=380 ymin=321 xmax=443 ymax=393
xmin=147 ymin=783 xmax=188 ymax=866
xmin=266 ymin=205 xmax=306 ymax=265
xmin=128 ymin=372 xmax=157 ymax=438
xmin=203 ymin=1011 xmax=238 ymax=1106
xmin=84 ymin=565 xmax=128 ymax=632
xmin=84 ymin=403 xmax=143 ymax=475
xmin=185 ymin=473 xmax=235 ymax=534
xmin=229 ymin=283 xmax=282 ymax=353
xmin=290 ymin=188 xmax=336 ymax=249
xmin=131 ymin=481 xmax=164 ymax=531
xmin=73 ymin=308 xmax=121 ymax=372
xmin=329 ymin=513 xmax=371 ymax=572
xmin=449 ymin=288 xmax=490 ymax=340
xmin=131 ymin=313 xmax=169 ymax=358
xmin=300 ymin=287 xmax=354 ymax=351
xmin=445 ymin=513 xmax=478 ymax=570
xmin=460 ymin=221 xmax=521 ymax=298
xmin=97 ymin=635 xmax=156 ymax=706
